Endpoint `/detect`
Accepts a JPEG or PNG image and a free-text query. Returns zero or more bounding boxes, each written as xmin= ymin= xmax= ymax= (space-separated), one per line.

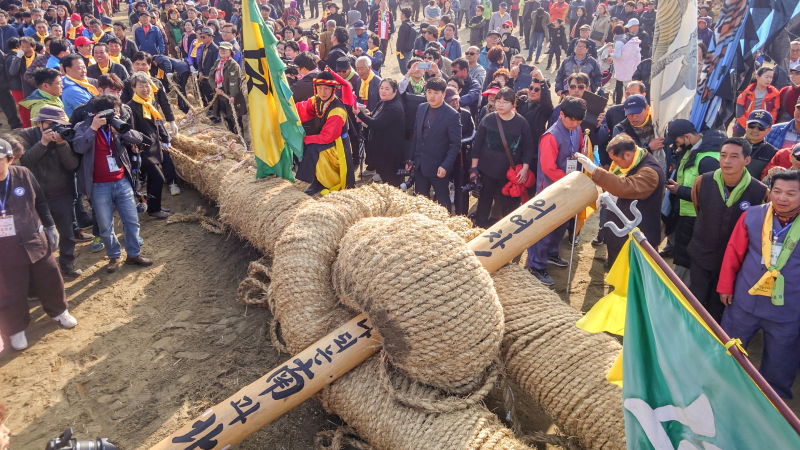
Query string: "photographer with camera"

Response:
xmin=74 ymin=94 xmax=153 ymax=273
xmin=17 ymin=105 xmax=86 ymax=278
xmin=0 ymin=134 xmax=78 ymax=351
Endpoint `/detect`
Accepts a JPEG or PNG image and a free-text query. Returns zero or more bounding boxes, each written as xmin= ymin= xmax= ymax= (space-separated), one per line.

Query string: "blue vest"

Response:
xmin=733 ymin=203 xmax=800 ymax=323
xmin=536 ymin=118 xmax=580 ymax=192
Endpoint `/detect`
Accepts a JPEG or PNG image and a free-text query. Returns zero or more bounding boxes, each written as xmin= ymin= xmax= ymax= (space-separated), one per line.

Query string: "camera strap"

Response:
xmin=101 ymin=127 xmax=113 ymax=155
xmin=494 ymin=112 xmax=515 ymax=168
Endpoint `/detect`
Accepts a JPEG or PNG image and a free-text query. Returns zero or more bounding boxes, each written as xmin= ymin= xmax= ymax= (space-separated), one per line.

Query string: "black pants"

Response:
xmin=141 ymin=163 xmax=165 ymax=213
xmin=547 ymin=45 xmax=561 ymax=68
xmin=310 ymin=0 xmax=319 ymax=17
xmin=614 ymin=79 xmax=624 ymax=104
xmin=390 ymin=2 xmax=397 ymax=19
xmin=296 ymin=0 xmax=305 ymax=17
xmin=200 ymin=81 xmax=215 ymax=106
xmin=162 ymin=151 xmax=177 ymax=185
xmin=377 ymin=165 xmax=402 ymax=187
xmin=522 ymin=21 xmax=531 ymax=47
xmin=49 ymin=195 xmax=77 ymax=267
xmin=411 ymin=0 xmax=420 ymax=20
xmin=511 ymin=8 xmax=518 ymax=26
xmin=474 ymin=172 xmax=520 ymax=228
xmin=342 ymin=0 xmax=349 ymax=13
xmin=0 ymin=250 xmax=67 ymax=336
xmin=690 ymin=265 xmax=725 ymax=324
xmin=0 ymin=88 xmax=22 ymax=129
xmin=175 ymin=71 xmax=191 ymax=113
xmin=415 ymin=170 xmax=451 ymax=211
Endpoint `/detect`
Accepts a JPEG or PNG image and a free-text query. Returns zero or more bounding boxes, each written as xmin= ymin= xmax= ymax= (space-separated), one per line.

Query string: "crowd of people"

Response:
xmin=277 ymin=0 xmax=800 ymax=401
xmin=0 ymin=0 xmax=799 ymax=406
xmin=0 ymin=0 xmax=254 ymax=352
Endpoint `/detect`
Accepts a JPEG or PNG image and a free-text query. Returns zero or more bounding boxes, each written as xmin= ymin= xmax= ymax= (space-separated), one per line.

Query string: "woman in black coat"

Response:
xmin=354 ymin=78 xmax=406 ymax=186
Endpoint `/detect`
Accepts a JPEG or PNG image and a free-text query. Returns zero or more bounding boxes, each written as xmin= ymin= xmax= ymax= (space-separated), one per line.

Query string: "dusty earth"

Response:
xmin=2 ymin=9 xmax=800 ymax=450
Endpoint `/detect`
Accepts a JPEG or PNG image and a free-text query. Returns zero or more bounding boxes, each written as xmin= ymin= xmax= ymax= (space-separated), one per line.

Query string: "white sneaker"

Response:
xmin=372 ymin=173 xmax=382 ymax=182
xmin=54 ymin=310 xmax=77 ymax=329
xmin=10 ymin=331 xmax=27 ymax=350
xmin=169 ymin=183 xmax=181 ymax=195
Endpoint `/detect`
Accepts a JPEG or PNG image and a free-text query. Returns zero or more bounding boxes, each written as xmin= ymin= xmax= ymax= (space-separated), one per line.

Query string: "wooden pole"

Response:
xmin=150 ymin=172 xmax=599 ymax=450
xmin=633 ymin=230 xmax=800 ymax=437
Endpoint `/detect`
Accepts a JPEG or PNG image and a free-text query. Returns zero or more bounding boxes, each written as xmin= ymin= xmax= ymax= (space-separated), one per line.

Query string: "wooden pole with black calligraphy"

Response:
xmin=149 ymin=171 xmax=599 ymax=450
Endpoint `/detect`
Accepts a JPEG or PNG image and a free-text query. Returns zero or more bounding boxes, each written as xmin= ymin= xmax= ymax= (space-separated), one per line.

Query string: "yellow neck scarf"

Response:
xmin=358 ymin=69 xmax=374 ymax=103
xmin=92 ymin=31 xmax=105 ymax=43
xmin=367 ymin=47 xmax=376 ymax=57
xmin=67 ymin=28 xmax=76 ymax=40
xmin=109 ymin=54 xmax=121 ymax=63
xmin=24 ymin=53 xmax=35 ymax=68
xmin=190 ymin=39 xmax=203 ymax=57
xmin=133 ymin=93 xmax=163 ymax=121
xmin=36 ymin=31 xmax=48 ymax=43
xmin=65 ymin=75 xmax=99 ymax=95
xmin=99 ymin=62 xmax=110 ymax=74
xmin=609 ymin=146 xmax=646 ymax=176
xmin=748 ymin=204 xmax=800 ymax=305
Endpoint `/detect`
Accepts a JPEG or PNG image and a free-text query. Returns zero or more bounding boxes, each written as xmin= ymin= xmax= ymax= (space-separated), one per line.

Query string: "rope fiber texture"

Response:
xmin=169 ymin=114 xmax=626 ymax=450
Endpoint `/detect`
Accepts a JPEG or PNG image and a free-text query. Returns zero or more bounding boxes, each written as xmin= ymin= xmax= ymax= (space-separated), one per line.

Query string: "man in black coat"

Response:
xmin=112 ymin=22 xmax=139 ymax=60
xmin=406 ymin=77 xmax=461 ymax=210
xmin=395 ymin=7 xmax=417 ymax=75
xmin=566 ymin=25 xmax=597 ymax=59
xmin=152 ymin=54 xmax=192 ymax=113
xmin=516 ymin=72 xmax=552 ymax=172
xmin=325 ymin=27 xmax=349 ymax=71
xmin=291 ymin=51 xmax=318 ymax=102
xmin=193 ymin=28 xmax=219 ymax=106
xmin=88 ymin=43 xmax=130 ymax=81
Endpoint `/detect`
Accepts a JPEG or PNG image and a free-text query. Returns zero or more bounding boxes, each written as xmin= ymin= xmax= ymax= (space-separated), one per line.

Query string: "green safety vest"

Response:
xmin=676 ymin=150 xmax=720 ymax=217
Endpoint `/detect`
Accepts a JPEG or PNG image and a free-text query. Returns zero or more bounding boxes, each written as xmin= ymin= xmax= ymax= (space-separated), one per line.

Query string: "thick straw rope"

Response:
xmin=169 ymin=117 xmax=626 ymax=450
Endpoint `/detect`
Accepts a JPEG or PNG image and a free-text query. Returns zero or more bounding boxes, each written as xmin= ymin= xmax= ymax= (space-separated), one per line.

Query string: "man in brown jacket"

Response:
xmin=319 ymin=19 xmax=336 ymax=61
xmin=577 ymin=133 xmax=666 ymax=266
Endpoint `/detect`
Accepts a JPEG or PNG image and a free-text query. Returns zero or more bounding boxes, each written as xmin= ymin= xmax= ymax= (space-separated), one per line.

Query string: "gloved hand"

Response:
xmin=576 ymin=153 xmax=597 ymax=174
xmin=45 ymin=225 xmax=59 ymax=248
xmin=469 ymin=167 xmax=480 ymax=182
xmin=190 ymin=66 xmax=198 ymax=75
xmin=167 ymin=121 xmax=179 ymax=137
xmin=166 ymin=72 xmax=174 ymax=80
xmin=16 ymin=49 xmax=23 ymax=58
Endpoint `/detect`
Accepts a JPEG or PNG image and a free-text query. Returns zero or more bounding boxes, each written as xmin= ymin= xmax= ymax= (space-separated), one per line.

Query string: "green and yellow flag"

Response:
xmin=579 ymin=236 xmax=800 ymax=449
xmin=243 ymin=0 xmax=304 ymax=180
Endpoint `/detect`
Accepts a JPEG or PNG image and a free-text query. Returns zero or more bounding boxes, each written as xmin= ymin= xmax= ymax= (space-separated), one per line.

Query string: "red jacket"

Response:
xmin=717 ymin=212 xmax=749 ymax=296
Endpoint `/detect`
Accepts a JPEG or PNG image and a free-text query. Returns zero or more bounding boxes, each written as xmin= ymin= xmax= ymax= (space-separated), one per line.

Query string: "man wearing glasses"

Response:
xmin=766 ymin=97 xmax=800 ymax=151
xmin=464 ymin=46 xmax=485 ymax=88
xmin=554 ymin=38 xmax=601 ymax=96
xmin=742 ymin=110 xmax=777 ymax=179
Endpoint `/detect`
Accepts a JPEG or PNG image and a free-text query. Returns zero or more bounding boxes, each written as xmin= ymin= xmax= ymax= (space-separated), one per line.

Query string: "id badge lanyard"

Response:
xmin=0 ymin=175 xmax=9 ymax=217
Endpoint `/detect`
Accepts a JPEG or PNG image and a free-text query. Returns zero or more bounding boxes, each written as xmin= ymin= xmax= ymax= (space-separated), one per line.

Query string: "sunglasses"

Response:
xmin=424 ymin=56 xmax=435 ymax=60
xmin=569 ymin=84 xmax=587 ymax=90
xmin=747 ymin=123 xmax=767 ymax=131
xmin=529 ymin=87 xmax=541 ymax=92
xmin=465 ymin=52 xmax=476 ymax=55
xmin=503 ymin=25 xmax=511 ymax=28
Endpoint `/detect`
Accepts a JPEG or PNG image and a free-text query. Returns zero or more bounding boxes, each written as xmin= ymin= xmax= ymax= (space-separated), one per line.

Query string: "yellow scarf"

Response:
xmin=358 ymin=69 xmax=374 ymax=104
xmin=98 ymin=62 xmax=110 ymax=74
xmin=190 ymin=39 xmax=203 ymax=57
xmin=367 ymin=48 xmax=376 ymax=57
xmin=133 ymin=93 xmax=163 ymax=121
xmin=36 ymin=32 xmax=48 ymax=43
xmin=24 ymin=53 xmax=35 ymax=68
xmin=65 ymin=75 xmax=99 ymax=95
xmin=67 ymin=28 xmax=76 ymax=40
xmin=748 ymin=204 xmax=800 ymax=305
xmin=157 ymin=68 xmax=164 ymax=79
xmin=608 ymin=146 xmax=646 ymax=176
xmin=109 ymin=54 xmax=121 ymax=64
xmin=91 ymin=31 xmax=105 ymax=43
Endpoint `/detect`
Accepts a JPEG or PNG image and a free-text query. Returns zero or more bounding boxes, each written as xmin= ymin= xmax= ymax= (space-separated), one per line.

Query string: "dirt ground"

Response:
xmin=2 ymin=10 xmax=800 ymax=450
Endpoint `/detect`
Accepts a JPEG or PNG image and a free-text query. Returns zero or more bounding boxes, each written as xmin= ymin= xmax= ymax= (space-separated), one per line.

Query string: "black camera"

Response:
xmin=397 ymin=168 xmax=412 ymax=176
xmin=96 ymin=109 xmax=131 ymax=134
xmin=45 ymin=428 xmax=116 ymax=450
xmin=301 ymin=29 xmax=318 ymax=38
xmin=460 ymin=180 xmax=482 ymax=193
xmin=48 ymin=122 xmax=75 ymax=141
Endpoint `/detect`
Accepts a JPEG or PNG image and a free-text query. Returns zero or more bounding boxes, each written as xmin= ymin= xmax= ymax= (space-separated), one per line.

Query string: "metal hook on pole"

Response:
xmin=601 ymin=194 xmax=642 ymax=238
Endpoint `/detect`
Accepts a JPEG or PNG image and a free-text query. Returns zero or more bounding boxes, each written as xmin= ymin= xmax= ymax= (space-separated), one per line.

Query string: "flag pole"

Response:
xmin=629 ymin=229 xmax=800 ymax=437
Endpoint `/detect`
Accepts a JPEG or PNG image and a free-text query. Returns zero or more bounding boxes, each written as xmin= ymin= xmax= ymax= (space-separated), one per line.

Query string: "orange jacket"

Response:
xmin=735 ymin=84 xmax=780 ymax=132
xmin=549 ymin=1 xmax=569 ymax=23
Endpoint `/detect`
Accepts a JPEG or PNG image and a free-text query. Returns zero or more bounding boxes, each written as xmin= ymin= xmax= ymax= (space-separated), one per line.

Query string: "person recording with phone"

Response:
xmin=73 ymin=94 xmax=154 ymax=274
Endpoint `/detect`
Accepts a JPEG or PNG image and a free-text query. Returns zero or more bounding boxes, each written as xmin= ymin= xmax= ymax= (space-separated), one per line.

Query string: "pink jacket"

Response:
xmin=613 ymin=37 xmax=641 ymax=82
